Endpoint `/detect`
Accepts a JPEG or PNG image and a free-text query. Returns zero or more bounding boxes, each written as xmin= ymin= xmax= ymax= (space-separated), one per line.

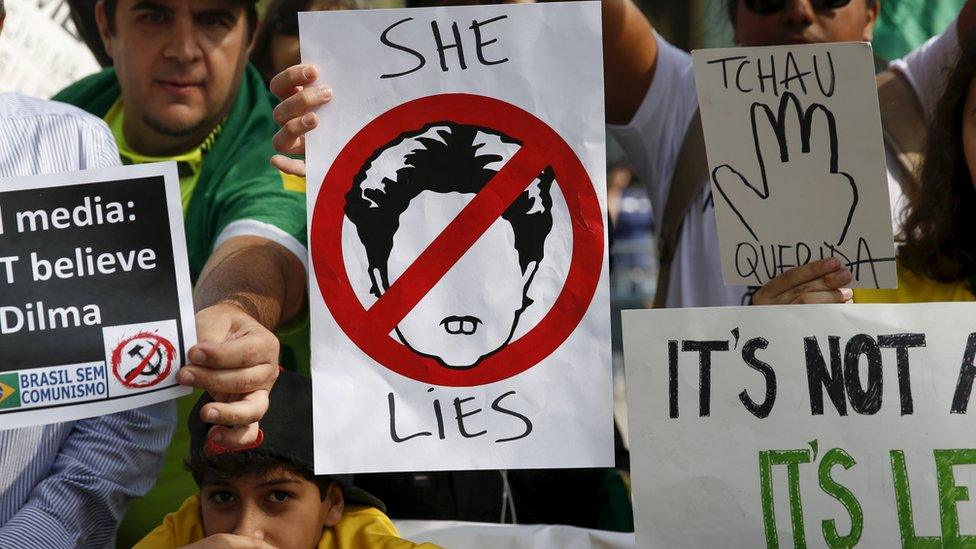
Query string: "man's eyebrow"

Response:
xmin=130 ymin=1 xmax=170 ymax=12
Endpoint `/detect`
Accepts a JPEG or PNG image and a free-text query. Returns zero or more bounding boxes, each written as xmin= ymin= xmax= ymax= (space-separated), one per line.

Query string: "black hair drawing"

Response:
xmin=345 ymin=122 xmax=555 ymax=300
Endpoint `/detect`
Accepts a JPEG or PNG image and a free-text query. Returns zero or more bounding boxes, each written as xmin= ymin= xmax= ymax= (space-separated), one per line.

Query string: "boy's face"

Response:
xmin=201 ymin=466 xmax=344 ymax=548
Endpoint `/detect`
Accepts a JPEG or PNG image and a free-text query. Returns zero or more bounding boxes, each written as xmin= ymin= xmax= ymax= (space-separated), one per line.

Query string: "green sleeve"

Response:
xmin=210 ymin=138 xmax=308 ymax=254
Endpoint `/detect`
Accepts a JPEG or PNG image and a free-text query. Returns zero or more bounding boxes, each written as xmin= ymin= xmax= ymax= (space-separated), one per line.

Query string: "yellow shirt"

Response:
xmin=104 ymin=99 xmax=217 ymax=212
xmin=133 ymin=495 xmax=441 ymax=549
xmin=854 ymin=264 xmax=975 ymax=303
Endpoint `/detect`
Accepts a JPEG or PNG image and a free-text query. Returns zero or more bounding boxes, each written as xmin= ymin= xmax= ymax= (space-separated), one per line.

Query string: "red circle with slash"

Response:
xmin=311 ymin=93 xmax=604 ymax=387
xmin=111 ymin=332 xmax=176 ymax=389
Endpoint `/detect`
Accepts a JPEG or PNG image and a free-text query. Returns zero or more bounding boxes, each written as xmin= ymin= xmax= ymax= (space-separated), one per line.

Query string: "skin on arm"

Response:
xmin=751 ymin=257 xmax=853 ymax=305
xmin=269 ymin=0 xmax=660 ymax=174
xmin=179 ymin=235 xmax=307 ymax=447
xmin=601 ymin=0 xmax=658 ymax=125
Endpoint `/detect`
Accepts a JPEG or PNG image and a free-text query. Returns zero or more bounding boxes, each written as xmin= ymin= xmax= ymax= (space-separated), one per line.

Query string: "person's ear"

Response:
xmin=320 ymin=483 xmax=345 ymax=527
xmin=94 ymin=1 xmax=116 ymax=62
xmin=862 ymin=0 xmax=881 ymax=42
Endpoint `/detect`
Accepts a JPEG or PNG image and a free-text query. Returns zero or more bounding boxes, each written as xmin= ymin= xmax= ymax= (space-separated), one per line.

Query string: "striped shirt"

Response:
xmin=0 ymin=94 xmax=176 ymax=548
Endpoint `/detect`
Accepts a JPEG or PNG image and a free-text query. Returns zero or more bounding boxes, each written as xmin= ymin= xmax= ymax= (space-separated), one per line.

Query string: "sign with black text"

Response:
xmin=301 ymin=2 xmax=612 ymax=473
xmin=693 ymin=43 xmax=897 ymax=288
xmin=624 ymin=304 xmax=976 ymax=547
xmin=0 ymin=162 xmax=195 ymax=429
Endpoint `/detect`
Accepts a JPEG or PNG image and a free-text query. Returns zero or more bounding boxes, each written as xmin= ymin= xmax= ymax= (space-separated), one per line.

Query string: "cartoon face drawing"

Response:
xmin=345 ymin=122 xmax=555 ymax=369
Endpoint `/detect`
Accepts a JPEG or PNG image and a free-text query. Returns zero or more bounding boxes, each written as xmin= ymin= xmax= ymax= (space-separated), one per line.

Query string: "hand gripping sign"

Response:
xmin=302 ymin=2 xmax=612 ymax=474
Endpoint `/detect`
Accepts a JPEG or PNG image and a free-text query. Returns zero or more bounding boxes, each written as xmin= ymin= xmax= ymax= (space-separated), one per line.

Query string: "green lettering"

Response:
xmin=890 ymin=450 xmax=941 ymax=547
xmin=818 ymin=448 xmax=863 ymax=548
xmin=935 ymin=449 xmax=976 ymax=546
xmin=760 ymin=448 xmax=811 ymax=548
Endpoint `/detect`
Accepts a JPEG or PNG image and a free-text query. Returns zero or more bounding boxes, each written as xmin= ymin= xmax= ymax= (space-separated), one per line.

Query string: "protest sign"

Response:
xmin=0 ymin=162 xmax=195 ymax=429
xmin=692 ymin=43 xmax=896 ymax=288
xmin=300 ymin=2 xmax=612 ymax=473
xmin=0 ymin=0 xmax=101 ymax=98
xmin=623 ymin=303 xmax=976 ymax=547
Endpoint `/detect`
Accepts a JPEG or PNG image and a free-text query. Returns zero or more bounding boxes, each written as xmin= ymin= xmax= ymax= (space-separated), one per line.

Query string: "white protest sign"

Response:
xmin=0 ymin=0 xmax=101 ymax=98
xmin=692 ymin=43 xmax=896 ymax=288
xmin=0 ymin=162 xmax=195 ymax=429
xmin=623 ymin=303 xmax=976 ymax=548
xmin=301 ymin=2 xmax=612 ymax=474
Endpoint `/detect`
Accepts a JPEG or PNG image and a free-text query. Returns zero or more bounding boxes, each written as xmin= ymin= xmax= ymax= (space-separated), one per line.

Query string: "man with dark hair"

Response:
xmin=346 ymin=123 xmax=554 ymax=369
xmin=53 ymin=0 xmax=311 ymax=542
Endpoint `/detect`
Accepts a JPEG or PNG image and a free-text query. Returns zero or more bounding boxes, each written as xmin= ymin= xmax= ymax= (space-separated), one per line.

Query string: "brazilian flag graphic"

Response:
xmin=0 ymin=373 xmax=20 ymax=410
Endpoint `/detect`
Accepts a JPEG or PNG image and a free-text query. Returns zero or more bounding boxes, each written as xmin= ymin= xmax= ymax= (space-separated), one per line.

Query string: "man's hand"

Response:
xmin=179 ymin=303 xmax=280 ymax=447
xmin=270 ymin=64 xmax=332 ymax=177
xmin=179 ymin=533 xmax=278 ymax=549
xmin=752 ymin=258 xmax=853 ymax=305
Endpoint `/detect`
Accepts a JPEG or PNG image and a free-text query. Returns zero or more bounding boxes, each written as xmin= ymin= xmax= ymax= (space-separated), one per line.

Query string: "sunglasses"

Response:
xmin=744 ymin=0 xmax=853 ymax=15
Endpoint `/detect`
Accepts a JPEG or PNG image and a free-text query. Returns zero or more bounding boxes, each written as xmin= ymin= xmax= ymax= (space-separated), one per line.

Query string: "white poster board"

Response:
xmin=0 ymin=0 xmax=101 ymax=98
xmin=692 ymin=43 xmax=896 ymax=288
xmin=0 ymin=162 xmax=195 ymax=429
xmin=623 ymin=303 xmax=976 ymax=547
xmin=301 ymin=2 xmax=612 ymax=474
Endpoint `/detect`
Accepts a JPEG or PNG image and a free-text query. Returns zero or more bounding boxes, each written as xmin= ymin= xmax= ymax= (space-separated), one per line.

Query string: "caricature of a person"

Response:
xmin=346 ymin=122 xmax=555 ymax=369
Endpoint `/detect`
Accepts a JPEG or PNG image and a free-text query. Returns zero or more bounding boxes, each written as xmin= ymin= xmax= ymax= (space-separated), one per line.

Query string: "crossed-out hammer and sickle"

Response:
xmin=126 ymin=343 xmax=164 ymax=379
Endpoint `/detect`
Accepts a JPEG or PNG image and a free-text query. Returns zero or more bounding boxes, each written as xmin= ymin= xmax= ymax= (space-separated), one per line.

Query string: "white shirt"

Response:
xmin=609 ymin=24 xmax=960 ymax=307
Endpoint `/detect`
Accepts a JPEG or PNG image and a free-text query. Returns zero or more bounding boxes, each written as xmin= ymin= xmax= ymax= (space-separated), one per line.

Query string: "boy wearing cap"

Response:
xmin=134 ymin=370 xmax=439 ymax=549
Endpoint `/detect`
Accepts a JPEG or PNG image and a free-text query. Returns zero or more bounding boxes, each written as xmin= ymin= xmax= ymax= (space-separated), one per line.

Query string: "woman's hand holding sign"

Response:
xmin=711 ymin=92 xmax=859 ymax=248
xmin=752 ymin=257 xmax=853 ymax=305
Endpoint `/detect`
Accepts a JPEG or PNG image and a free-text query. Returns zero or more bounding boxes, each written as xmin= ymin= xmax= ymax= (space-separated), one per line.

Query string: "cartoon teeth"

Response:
xmin=440 ymin=316 xmax=482 ymax=335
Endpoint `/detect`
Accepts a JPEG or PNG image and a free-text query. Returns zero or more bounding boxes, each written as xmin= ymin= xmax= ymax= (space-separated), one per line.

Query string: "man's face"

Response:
xmin=201 ymin=466 xmax=343 ymax=549
xmin=95 ymin=0 xmax=251 ymax=154
xmin=382 ymin=191 xmax=536 ymax=369
xmin=733 ymin=0 xmax=879 ymax=47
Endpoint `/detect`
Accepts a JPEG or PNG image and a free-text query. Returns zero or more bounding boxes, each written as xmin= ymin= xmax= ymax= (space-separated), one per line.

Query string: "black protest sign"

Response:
xmin=0 ymin=162 xmax=195 ymax=429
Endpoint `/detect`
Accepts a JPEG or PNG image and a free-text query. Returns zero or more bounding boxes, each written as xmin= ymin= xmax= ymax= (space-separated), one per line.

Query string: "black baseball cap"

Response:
xmin=188 ymin=369 xmax=385 ymax=511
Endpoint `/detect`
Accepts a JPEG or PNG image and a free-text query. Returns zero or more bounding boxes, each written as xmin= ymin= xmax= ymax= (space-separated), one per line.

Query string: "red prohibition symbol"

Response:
xmin=312 ymin=93 xmax=604 ymax=387
xmin=111 ymin=332 xmax=176 ymax=389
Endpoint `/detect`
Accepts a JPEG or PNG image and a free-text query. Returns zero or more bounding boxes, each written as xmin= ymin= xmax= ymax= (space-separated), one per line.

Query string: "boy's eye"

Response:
xmin=267 ymin=490 xmax=292 ymax=504
xmin=208 ymin=490 xmax=236 ymax=504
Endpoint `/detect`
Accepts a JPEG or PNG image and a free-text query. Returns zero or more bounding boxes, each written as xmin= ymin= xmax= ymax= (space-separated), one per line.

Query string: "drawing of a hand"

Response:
xmin=711 ymin=92 xmax=858 ymax=247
